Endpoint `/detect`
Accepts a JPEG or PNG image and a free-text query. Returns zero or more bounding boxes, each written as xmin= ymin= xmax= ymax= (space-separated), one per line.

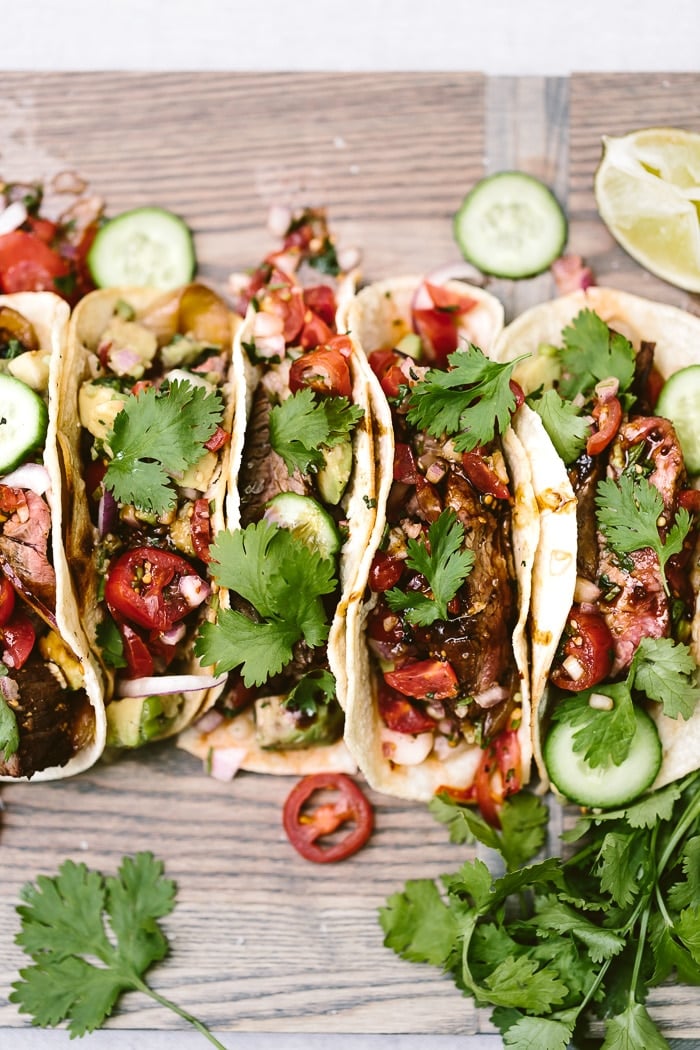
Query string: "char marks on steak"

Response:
xmin=238 ymin=386 xmax=311 ymax=527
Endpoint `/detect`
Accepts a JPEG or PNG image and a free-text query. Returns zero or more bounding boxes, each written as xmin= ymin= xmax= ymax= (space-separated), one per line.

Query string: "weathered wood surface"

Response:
xmin=0 ymin=72 xmax=699 ymax=1041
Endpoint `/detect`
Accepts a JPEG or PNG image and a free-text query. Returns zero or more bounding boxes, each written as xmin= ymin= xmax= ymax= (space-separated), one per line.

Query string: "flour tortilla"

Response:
xmin=1 ymin=292 xmax=106 ymax=781
xmin=179 ymin=278 xmax=377 ymax=775
xmin=338 ymin=276 xmax=537 ymax=801
xmin=60 ymin=285 xmax=237 ymax=742
xmin=493 ymin=286 xmax=700 ymax=789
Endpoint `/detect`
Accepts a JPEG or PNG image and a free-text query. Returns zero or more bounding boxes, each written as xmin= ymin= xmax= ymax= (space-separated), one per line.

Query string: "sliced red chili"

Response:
xmin=282 ymin=772 xmax=373 ymax=863
xmin=384 ymin=658 xmax=459 ymax=701
xmin=288 ymin=347 xmax=352 ymax=398
xmin=190 ymin=498 xmax=213 ymax=563
xmin=461 ymin=451 xmax=511 ymax=500
xmin=587 ymin=394 xmax=622 ymax=456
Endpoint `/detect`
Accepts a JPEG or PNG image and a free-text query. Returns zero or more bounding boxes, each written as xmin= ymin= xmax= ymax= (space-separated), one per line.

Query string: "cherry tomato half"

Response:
xmin=1 ymin=610 xmax=36 ymax=670
xmin=384 ymin=658 xmax=458 ymax=701
xmin=378 ymin=683 xmax=437 ymax=734
xmin=461 ymin=451 xmax=511 ymax=500
xmin=117 ymin=618 xmax=155 ymax=678
xmin=0 ymin=230 xmax=69 ymax=294
xmin=288 ymin=347 xmax=352 ymax=398
xmin=282 ymin=772 xmax=373 ymax=863
xmin=0 ymin=573 xmax=16 ymax=628
xmin=549 ymin=604 xmax=615 ymax=692
xmin=105 ymin=547 xmax=207 ymax=632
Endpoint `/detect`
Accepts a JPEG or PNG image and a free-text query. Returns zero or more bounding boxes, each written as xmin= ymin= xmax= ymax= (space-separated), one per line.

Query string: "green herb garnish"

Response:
xmin=269 ymin=388 xmax=363 ymax=476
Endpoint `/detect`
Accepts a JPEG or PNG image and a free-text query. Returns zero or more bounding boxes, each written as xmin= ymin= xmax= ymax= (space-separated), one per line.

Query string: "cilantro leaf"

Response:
xmin=379 ymin=878 xmax=459 ymax=967
xmin=554 ymin=686 xmax=637 ymax=767
xmin=595 ymin=473 xmax=692 ymax=594
xmin=284 ymin=668 xmax=336 ymax=716
xmin=430 ymin=790 xmax=548 ymax=872
xmin=532 ymin=897 xmax=625 ymax=963
xmin=676 ymin=904 xmax=700 ymax=964
xmin=481 ymin=954 xmax=568 ymax=1011
xmin=95 ymin=615 xmax=127 ymax=669
xmin=597 ymin=829 xmax=651 ymax=908
xmin=385 ymin=509 xmax=474 ymax=626
xmin=195 ymin=520 xmax=336 ymax=686
xmin=527 ymin=387 xmax=590 ymax=465
xmin=405 ymin=345 xmax=521 ymax=451
xmin=602 ymin=1001 xmax=672 ymax=1050
xmin=499 ymin=1013 xmax=574 ymax=1050
xmin=9 ymin=853 xmax=227 ymax=1045
xmin=668 ymin=836 xmax=700 ymax=911
xmin=104 ymin=380 xmax=223 ymax=515
xmin=269 ymin=389 xmax=362 ymax=476
xmin=630 ymin=637 xmax=700 ymax=720
xmin=559 ymin=309 xmax=636 ymax=400
xmin=0 ymin=687 xmax=20 ymax=761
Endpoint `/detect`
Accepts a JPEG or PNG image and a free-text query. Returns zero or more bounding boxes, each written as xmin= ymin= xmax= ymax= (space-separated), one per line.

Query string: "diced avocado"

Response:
xmin=78 ymin=381 xmax=129 ymax=442
xmin=395 ymin=332 xmax=422 ymax=359
xmin=161 ymin=336 xmax=207 ymax=369
xmin=106 ymin=694 xmax=180 ymax=748
xmin=316 ymin=439 xmax=353 ymax=506
xmin=254 ymin=694 xmax=344 ymax=750
xmin=97 ymin=318 xmax=158 ymax=379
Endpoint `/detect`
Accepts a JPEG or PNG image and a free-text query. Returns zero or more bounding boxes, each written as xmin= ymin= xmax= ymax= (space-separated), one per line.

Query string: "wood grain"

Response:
xmin=0 ymin=71 xmax=699 ymax=1042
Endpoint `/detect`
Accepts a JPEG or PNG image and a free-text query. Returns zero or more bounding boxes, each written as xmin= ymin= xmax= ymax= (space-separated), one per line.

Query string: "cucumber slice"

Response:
xmin=87 ymin=206 xmax=196 ymax=290
xmin=263 ymin=493 xmax=340 ymax=559
xmin=655 ymin=365 xmax=700 ymax=473
xmin=544 ymin=705 xmax=662 ymax=809
xmin=453 ymin=172 xmax=567 ymax=279
xmin=0 ymin=374 xmax=48 ymax=473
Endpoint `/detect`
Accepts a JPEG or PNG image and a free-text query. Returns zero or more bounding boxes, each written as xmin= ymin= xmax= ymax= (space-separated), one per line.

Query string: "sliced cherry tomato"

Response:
xmin=288 ymin=347 xmax=352 ymax=398
xmin=393 ymin=442 xmax=418 ymax=484
xmin=190 ymin=498 xmax=212 ymax=563
xmin=299 ymin=310 xmax=334 ymax=350
xmin=461 ymin=451 xmax=511 ymax=500
xmin=378 ymin=683 xmax=437 ymax=734
xmin=0 ymin=573 xmax=16 ymax=628
xmin=117 ymin=619 xmax=155 ymax=678
xmin=384 ymin=658 xmax=458 ymax=701
xmin=587 ymin=394 xmax=622 ymax=456
xmin=105 ymin=547 xmax=207 ymax=632
xmin=23 ymin=216 xmax=59 ymax=244
xmin=367 ymin=348 xmax=405 ymax=398
xmin=0 ymin=230 xmax=70 ymax=294
xmin=549 ymin=605 xmax=615 ymax=692
xmin=303 ymin=285 xmax=337 ymax=326
xmin=282 ymin=772 xmax=373 ymax=863
xmin=1 ymin=610 xmax=36 ymax=670
xmin=368 ymin=550 xmax=404 ymax=592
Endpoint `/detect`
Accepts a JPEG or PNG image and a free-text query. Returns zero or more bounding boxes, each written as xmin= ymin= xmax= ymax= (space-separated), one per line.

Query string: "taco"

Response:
xmin=179 ymin=208 xmax=375 ymax=776
xmin=339 ymin=275 xmax=539 ymax=815
xmin=1 ymin=291 xmax=105 ymax=780
xmin=59 ymin=283 xmax=238 ymax=750
xmin=493 ymin=286 xmax=700 ymax=803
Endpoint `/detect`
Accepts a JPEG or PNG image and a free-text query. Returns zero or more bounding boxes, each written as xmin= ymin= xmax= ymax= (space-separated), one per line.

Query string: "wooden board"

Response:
xmin=1 ymin=72 xmax=700 ymax=1042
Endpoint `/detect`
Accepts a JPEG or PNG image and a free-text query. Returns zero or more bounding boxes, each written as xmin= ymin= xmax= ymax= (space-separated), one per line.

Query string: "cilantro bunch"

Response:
xmin=268 ymin=387 xmax=363 ymax=476
xmin=11 ymin=852 xmax=228 ymax=1048
xmin=380 ymin=774 xmax=700 ymax=1049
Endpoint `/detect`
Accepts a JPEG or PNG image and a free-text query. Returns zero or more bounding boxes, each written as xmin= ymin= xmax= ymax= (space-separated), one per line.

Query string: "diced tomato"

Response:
xmin=414 ymin=474 xmax=442 ymax=521
xmin=0 ymin=573 xmax=16 ymax=628
xmin=461 ymin=451 xmax=511 ymax=500
xmin=303 ymin=285 xmax=337 ymax=326
xmin=118 ymin=620 xmax=155 ymax=678
xmin=0 ymin=230 xmax=70 ymax=294
xmin=423 ymin=281 xmax=477 ymax=315
xmin=23 ymin=216 xmax=59 ymax=244
xmin=587 ymin=394 xmax=622 ymax=456
xmin=377 ymin=683 xmax=437 ymax=734
xmin=282 ymin=772 xmax=373 ymax=863
xmin=299 ymin=310 xmax=334 ymax=350
xmin=393 ymin=442 xmax=418 ymax=484
xmin=190 ymin=498 xmax=213 ymax=563
xmin=549 ymin=605 xmax=615 ymax=692
xmin=1 ymin=611 xmax=36 ymax=670
xmin=289 ymin=347 xmax=352 ymax=398
xmin=259 ymin=283 xmax=305 ymax=343
xmin=204 ymin=425 xmax=230 ymax=452
xmin=105 ymin=547 xmax=207 ymax=632
xmin=368 ymin=550 xmax=404 ymax=592
xmin=384 ymin=658 xmax=458 ymax=701
xmin=367 ymin=348 xmax=405 ymax=399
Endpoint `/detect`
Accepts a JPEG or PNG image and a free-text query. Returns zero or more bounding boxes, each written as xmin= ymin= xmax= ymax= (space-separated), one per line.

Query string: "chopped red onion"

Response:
xmin=473 ymin=684 xmax=510 ymax=709
xmin=97 ymin=486 xmax=118 ymax=538
xmin=209 ymin=746 xmax=248 ymax=782
xmin=194 ymin=708 xmax=225 ymax=734
xmin=179 ymin=574 xmax=210 ymax=608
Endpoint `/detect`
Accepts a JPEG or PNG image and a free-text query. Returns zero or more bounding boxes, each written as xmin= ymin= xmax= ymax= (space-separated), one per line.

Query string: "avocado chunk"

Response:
xmin=254 ymin=693 xmax=344 ymax=750
xmin=316 ymin=439 xmax=353 ymax=506
xmin=106 ymin=694 xmax=179 ymax=748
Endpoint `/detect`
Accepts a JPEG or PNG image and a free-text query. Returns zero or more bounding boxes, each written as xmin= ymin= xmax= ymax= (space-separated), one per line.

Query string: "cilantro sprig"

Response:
xmin=194 ymin=520 xmax=336 ymax=687
xmin=11 ymin=852 xmax=228 ymax=1048
xmin=595 ymin=472 xmax=692 ymax=595
xmin=380 ymin=772 xmax=700 ymax=1050
xmin=559 ymin=308 xmax=637 ymax=400
xmin=268 ymin=388 xmax=363 ymax=476
xmin=553 ymin=636 xmax=700 ymax=768
xmin=103 ymin=379 xmax=224 ymax=515
xmin=0 ymin=681 xmax=20 ymax=761
xmin=527 ymin=387 xmax=589 ymax=465
xmin=385 ymin=509 xmax=474 ymax=626
xmin=405 ymin=345 xmax=523 ymax=452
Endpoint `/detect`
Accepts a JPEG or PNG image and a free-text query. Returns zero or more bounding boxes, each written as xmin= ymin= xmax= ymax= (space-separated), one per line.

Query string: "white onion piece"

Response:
xmin=179 ymin=574 xmax=210 ymax=608
xmin=410 ymin=280 xmax=433 ymax=312
xmin=254 ymin=333 xmax=287 ymax=359
xmin=594 ymin=376 xmax=620 ymax=400
xmin=562 ymin=655 xmax=585 ymax=682
xmin=253 ymin=311 xmax=285 ymax=338
xmin=424 ymin=261 xmax=485 ymax=287
xmin=267 ymin=204 xmax=292 ymax=238
xmin=589 ymin=692 xmax=614 ymax=711
xmin=473 ymin=684 xmax=509 ymax=709
xmin=209 ymin=746 xmax=248 ymax=782
xmin=0 ymin=462 xmax=51 ymax=494
xmin=0 ymin=200 xmax=28 ymax=235
xmin=574 ymin=576 xmax=602 ymax=604
xmin=380 ymin=727 xmax=434 ymax=766
xmin=159 ymin=623 xmax=187 ymax=646
xmin=117 ymin=671 xmax=228 ymax=698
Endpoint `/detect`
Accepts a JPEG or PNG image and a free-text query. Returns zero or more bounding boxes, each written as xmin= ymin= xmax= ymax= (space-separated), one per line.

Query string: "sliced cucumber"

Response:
xmin=87 ymin=206 xmax=196 ymax=290
xmin=655 ymin=365 xmax=700 ymax=474
xmin=454 ymin=172 xmax=567 ymax=279
xmin=0 ymin=374 xmax=48 ymax=474
xmin=544 ymin=705 xmax=662 ymax=809
xmin=263 ymin=492 xmax=340 ymax=559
